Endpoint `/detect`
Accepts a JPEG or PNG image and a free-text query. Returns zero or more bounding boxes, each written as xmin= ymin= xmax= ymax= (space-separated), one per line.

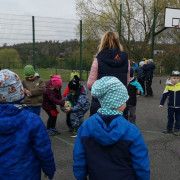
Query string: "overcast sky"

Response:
xmin=0 ymin=0 xmax=78 ymax=19
xmin=0 ymin=0 xmax=80 ymax=46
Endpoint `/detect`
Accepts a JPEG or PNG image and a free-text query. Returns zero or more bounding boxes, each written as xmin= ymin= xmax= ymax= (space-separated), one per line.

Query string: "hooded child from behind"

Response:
xmin=0 ymin=69 xmax=55 ymax=180
xmin=73 ymin=76 xmax=150 ymax=180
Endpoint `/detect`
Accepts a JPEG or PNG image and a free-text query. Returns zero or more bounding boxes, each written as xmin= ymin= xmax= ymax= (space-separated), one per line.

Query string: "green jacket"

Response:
xmin=22 ymin=77 xmax=45 ymax=106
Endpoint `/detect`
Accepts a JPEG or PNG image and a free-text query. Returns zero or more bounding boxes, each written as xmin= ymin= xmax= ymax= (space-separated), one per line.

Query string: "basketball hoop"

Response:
xmin=173 ymin=25 xmax=180 ymax=29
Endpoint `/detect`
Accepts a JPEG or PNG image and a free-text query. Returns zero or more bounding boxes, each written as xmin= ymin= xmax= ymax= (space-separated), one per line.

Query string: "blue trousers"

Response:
xmin=167 ymin=107 xmax=180 ymax=130
xmin=27 ymin=106 xmax=41 ymax=116
xmin=70 ymin=111 xmax=85 ymax=128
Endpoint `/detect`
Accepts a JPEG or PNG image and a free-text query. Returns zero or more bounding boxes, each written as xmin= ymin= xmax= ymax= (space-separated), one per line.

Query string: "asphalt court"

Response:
xmin=41 ymin=76 xmax=180 ymax=180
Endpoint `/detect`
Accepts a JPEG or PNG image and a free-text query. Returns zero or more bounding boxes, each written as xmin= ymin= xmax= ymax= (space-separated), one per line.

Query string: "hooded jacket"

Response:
xmin=142 ymin=63 xmax=155 ymax=79
xmin=0 ymin=104 xmax=56 ymax=180
xmin=22 ymin=76 xmax=45 ymax=106
xmin=160 ymin=78 xmax=180 ymax=107
xmin=87 ymin=49 xmax=129 ymax=116
xmin=73 ymin=113 xmax=150 ymax=180
xmin=127 ymin=77 xmax=144 ymax=106
xmin=63 ymin=85 xmax=90 ymax=113
xmin=97 ymin=49 xmax=128 ymax=86
xmin=42 ymin=80 xmax=65 ymax=110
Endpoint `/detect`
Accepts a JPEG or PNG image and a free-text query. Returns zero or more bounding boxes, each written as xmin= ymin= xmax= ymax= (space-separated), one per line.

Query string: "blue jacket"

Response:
xmin=0 ymin=104 xmax=56 ymax=180
xmin=142 ymin=63 xmax=155 ymax=79
xmin=160 ymin=79 xmax=180 ymax=107
xmin=73 ymin=113 xmax=150 ymax=180
xmin=137 ymin=68 xmax=145 ymax=80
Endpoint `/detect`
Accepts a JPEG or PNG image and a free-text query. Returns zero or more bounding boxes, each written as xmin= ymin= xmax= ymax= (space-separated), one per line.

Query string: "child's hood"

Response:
xmin=165 ymin=78 xmax=173 ymax=85
xmin=86 ymin=114 xmax=130 ymax=146
xmin=96 ymin=49 xmax=128 ymax=67
xmin=0 ymin=104 xmax=27 ymax=134
xmin=165 ymin=78 xmax=180 ymax=86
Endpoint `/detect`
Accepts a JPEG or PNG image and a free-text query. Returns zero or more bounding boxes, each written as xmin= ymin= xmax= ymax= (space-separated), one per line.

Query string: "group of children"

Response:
xmin=1 ymin=62 xmax=180 ymax=179
xmin=22 ymin=65 xmax=90 ymax=138
xmin=131 ymin=58 xmax=155 ymax=97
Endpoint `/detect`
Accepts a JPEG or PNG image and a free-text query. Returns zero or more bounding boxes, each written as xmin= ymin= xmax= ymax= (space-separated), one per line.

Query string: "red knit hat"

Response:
xmin=51 ymin=75 xmax=63 ymax=87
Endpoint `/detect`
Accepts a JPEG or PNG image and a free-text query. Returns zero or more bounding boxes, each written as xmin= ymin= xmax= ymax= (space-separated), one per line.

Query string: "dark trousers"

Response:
xmin=90 ymin=97 xmax=101 ymax=116
xmin=128 ymin=105 xmax=136 ymax=124
xmin=138 ymin=78 xmax=145 ymax=95
xmin=167 ymin=107 xmax=180 ymax=130
xmin=123 ymin=106 xmax=128 ymax=120
xmin=45 ymin=110 xmax=57 ymax=129
xmin=66 ymin=113 xmax=72 ymax=129
xmin=146 ymin=78 xmax=153 ymax=96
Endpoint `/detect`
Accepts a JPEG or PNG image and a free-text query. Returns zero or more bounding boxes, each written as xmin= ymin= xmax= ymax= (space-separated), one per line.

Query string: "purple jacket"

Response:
xmin=42 ymin=80 xmax=65 ymax=110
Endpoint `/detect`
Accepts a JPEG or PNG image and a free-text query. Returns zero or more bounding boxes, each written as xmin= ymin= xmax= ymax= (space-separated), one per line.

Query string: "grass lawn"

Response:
xmin=11 ymin=68 xmax=89 ymax=82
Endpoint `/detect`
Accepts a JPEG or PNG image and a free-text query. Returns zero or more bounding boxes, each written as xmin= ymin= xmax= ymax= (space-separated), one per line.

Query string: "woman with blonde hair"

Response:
xmin=87 ymin=31 xmax=130 ymax=116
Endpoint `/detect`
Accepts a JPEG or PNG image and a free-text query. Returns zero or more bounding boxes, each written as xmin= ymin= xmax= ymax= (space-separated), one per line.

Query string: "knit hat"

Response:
xmin=24 ymin=65 xmax=35 ymax=77
xmin=130 ymin=69 xmax=134 ymax=77
xmin=147 ymin=59 xmax=153 ymax=64
xmin=0 ymin=69 xmax=24 ymax=103
xmin=139 ymin=61 xmax=145 ymax=67
xmin=51 ymin=75 xmax=63 ymax=87
xmin=142 ymin=58 xmax=147 ymax=61
xmin=170 ymin=71 xmax=180 ymax=77
xmin=91 ymin=76 xmax=129 ymax=115
xmin=68 ymin=76 xmax=80 ymax=90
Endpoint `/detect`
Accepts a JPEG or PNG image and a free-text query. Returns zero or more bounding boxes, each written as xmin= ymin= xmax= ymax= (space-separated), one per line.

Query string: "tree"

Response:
xmin=0 ymin=48 xmax=20 ymax=68
xmin=75 ymin=0 xmax=180 ymax=60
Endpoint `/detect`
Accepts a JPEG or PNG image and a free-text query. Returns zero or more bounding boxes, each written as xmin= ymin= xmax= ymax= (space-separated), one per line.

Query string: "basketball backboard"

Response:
xmin=164 ymin=7 xmax=180 ymax=28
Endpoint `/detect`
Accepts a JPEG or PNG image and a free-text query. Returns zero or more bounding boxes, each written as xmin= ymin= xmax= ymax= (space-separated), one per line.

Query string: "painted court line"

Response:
xmin=52 ymin=129 xmax=174 ymax=147
xmin=140 ymin=129 xmax=173 ymax=136
xmin=53 ymin=136 xmax=74 ymax=147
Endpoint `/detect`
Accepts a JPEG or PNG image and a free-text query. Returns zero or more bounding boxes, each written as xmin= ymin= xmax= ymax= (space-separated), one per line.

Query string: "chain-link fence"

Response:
xmin=0 ymin=13 xmax=82 ymax=74
xmin=0 ymin=12 xmax=179 ymax=80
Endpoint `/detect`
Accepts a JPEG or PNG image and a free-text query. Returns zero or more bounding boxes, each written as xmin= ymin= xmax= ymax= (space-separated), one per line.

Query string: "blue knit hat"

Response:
xmin=0 ymin=69 xmax=24 ymax=103
xmin=91 ymin=76 xmax=129 ymax=115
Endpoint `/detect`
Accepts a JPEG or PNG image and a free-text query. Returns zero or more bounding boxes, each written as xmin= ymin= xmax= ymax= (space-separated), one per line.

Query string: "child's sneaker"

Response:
xmin=52 ymin=128 xmax=61 ymax=135
xmin=173 ymin=130 xmax=180 ymax=136
xmin=47 ymin=129 xmax=56 ymax=136
xmin=71 ymin=128 xmax=78 ymax=138
xmin=162 ymin=129 xmax=173 ymax=134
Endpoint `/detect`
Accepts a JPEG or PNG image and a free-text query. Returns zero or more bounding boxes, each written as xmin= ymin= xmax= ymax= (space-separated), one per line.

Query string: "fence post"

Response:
xmin=151 ymin=7 xmax=156 ymax=59
xmin=80 ymin=20 xmax=82 ymax=80
xmin=119 ymin=4 xmax=122 ymax=43
xmin=179 ymin=44 xmax=180 ymax=71
xmin=32 ymin=16 xmax=36 ymax=69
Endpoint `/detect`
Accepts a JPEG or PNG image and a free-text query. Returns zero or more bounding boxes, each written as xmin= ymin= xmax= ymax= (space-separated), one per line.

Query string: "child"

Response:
xmin=0 ymin=69 xmax=55 ymax=179
xmin=42 ymin=75 xmax=66 ymax=136
xmin=127 ymin=69 xmax=144 ymax=124
xmin=143 ymin=59 xmax=155 ymax=97
xmin=159 ymin=71 xmax=180 ymax=136
xmin=63 ymin=75 xmax=80 ymax=132
xmin=22 ymin=65 xmax=45 ymax=116
xmin=63 ymin=76 xmax=90 ymax=137
xmin=73 ymin=76 xmax=150 ymax=180
xmin=137 ymin=61 xmax=145 ymax=94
